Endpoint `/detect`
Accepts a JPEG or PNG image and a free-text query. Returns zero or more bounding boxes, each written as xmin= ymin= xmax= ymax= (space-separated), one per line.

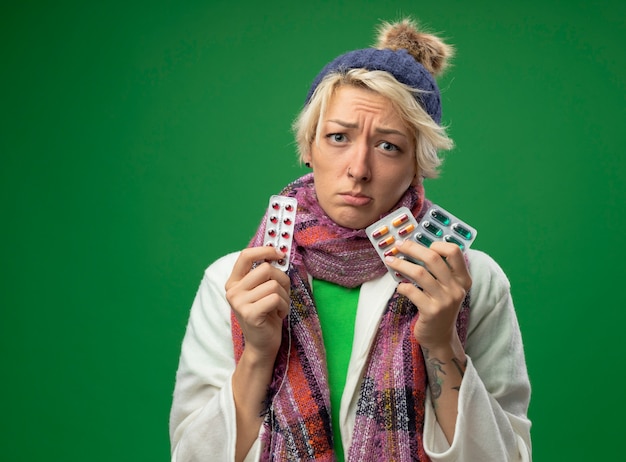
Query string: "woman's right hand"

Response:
xmin=225 ymin=246 xmax=292 ymax=364
xmin=226 ymin=246 xmax=291 ymax=461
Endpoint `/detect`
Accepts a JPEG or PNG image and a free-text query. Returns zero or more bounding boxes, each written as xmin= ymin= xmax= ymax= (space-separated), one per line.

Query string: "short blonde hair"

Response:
xmin=292 ymin=68 xmax=453 ymax=179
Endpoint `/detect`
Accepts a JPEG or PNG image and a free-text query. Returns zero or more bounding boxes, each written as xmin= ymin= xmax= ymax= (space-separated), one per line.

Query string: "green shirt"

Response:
xmin=311 ymin=278 xmax=360 ymax=462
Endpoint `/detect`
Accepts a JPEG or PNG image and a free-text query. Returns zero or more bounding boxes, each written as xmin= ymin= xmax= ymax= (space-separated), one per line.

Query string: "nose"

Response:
xmin=347 ymin=142 xmax=371 ymax=182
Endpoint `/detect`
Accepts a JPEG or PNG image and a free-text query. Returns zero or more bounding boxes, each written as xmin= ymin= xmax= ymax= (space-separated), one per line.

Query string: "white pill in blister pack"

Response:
xmin=263 ymin=195 xmax=297 ymax=271
xmin=366 ymin=204 xmax=477 ymax=282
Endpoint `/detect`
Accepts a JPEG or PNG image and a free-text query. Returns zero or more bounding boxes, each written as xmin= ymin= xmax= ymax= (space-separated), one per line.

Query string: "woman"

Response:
xmin=170 ymin=18 xmax=532 ymax=461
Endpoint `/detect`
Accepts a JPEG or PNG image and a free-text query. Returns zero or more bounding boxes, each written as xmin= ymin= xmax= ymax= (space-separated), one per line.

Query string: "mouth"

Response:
xmin=339 ymin=192 xmax=372 ymax=206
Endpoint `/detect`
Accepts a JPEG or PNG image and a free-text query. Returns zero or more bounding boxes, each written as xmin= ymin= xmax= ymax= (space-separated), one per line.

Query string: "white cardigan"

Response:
xmin=170 ymin=249 xmax=532 ymax=461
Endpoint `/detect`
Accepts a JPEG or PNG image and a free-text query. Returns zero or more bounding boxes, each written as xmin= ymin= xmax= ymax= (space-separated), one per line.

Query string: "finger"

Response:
xmin=429 ymin=242 xmax=472 ymax=290
xmin=386 ymin=241 xmax=470 ymax=301
xmin=385 ymin=253 xmax=432 ymax=285
xmin=394 ymin=240 xmax=452 ymax=283
xmin=237 ymin=284 xmax=291 ymax=322
xmin=227 ymin=246 xmax=286 ymax=287
xmin=226 ymin=263 xmax=291 ymax=314
xmin=245 ymin=276 xmax=291 ymax=309
xmin=391 ymin=243 xmax=471 ymax=307
xmin=387 ymin=256 xmax=441 ymax=300
xmin=240 ymin=261 xmax=291 ymax=291
xmin=395 ymin=282 xmax=434 ymax=312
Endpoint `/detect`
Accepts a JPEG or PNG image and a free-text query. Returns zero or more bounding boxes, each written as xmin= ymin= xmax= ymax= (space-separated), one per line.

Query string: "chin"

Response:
xmin=333 ymin=213 xmax=376 ymax=230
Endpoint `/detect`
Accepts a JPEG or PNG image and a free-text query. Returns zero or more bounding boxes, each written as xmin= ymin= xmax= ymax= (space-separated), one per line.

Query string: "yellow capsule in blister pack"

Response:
xmin=371 ymin=225 xmax=389 ymax=239
xmin=378 ymin=235 xmax=396 ymax=248
xmin=392 ymin=213 xmax=409 ymax=227
xmin=384 ymin=247 xmax=399 ymax=257
xmin=398 ymin=223 xmax=415 ymax=236
xmin=366 ymin=206 xmax=421 ymax=283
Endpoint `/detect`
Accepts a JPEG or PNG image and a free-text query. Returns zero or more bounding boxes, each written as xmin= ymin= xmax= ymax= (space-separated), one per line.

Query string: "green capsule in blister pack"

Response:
xmin=417 ymin=204 xmax=477 ymax=252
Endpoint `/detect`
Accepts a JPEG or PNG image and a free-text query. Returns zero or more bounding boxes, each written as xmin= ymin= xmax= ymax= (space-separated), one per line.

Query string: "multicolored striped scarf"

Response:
xmin=231 ymin=173 xmax=470 ymax=461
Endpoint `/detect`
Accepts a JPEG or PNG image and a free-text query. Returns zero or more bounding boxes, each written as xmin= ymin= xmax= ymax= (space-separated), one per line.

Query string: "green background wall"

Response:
xmin=2 ymin=1 xmax=624 ymax=460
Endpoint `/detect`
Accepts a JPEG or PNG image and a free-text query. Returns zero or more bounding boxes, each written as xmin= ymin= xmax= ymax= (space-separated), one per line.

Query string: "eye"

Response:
xmin=377 ymin=141 xmax=400 ymax=152
xmin=327 ymin=133 xmax=347 ymax=143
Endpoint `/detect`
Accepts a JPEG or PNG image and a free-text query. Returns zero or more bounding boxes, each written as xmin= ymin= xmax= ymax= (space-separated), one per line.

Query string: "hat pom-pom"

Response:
xmin=376 ymin=18 xmax=454 ymax=77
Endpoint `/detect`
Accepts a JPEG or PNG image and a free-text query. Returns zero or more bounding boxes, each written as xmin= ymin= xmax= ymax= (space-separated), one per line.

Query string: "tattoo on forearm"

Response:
xmin=450 ymin=357 xmax=467 ymax=391
xmin=422 ymin=348 xmax=467 ymax=398
xmin=422 ymin=347 xmax=445 ymax=400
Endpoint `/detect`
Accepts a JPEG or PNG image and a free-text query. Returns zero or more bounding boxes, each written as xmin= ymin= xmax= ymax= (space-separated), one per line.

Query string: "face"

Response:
xmin=304 ymin=85 xmax=418 ymax=230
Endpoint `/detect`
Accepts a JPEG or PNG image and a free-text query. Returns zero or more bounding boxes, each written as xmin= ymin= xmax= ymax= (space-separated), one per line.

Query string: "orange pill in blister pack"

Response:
xmin=366 ymin=206 xmax=420 ymax=283
xmin=398 ymin=223 xmax=415 ymax=236
xmin=377 ymin=235 xmax=395 ymax=248
xmin=263 ymin=195 xmax=298 ymax=272
xmin=392 ymin=213 xmax=409 ymax=227
xmin=371 ymin=225 xmax=389 ymax=239
xmin=383 ymin=247 xmax=399 ymax=257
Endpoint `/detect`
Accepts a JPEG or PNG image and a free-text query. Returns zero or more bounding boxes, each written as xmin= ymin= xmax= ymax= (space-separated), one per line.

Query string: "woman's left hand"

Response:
xmin=385 ymin=240 xmax=472 ymax=442
xmin=384 ymin=240 xmax=472 ymax=350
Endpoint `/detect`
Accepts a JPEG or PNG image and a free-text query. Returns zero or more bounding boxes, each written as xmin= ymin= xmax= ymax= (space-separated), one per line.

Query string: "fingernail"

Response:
xmin=384 ymin=255 xmax=395 ymax=263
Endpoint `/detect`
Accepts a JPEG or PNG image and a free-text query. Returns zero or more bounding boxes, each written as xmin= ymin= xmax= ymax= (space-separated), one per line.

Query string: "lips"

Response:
xmin=340 ymin=192 xmax=372 ymax=206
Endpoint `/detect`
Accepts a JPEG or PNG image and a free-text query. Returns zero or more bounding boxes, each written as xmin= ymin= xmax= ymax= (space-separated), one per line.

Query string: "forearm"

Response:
xmin=422 ymin=336 xmax=467 ymax=444
xmin=422 ymin=250 xmax=532 ymax=460
xmin=232 ymin=349 xmax=275 ymax=462
xmin=422 ymin=357 xmax=532 ymax=461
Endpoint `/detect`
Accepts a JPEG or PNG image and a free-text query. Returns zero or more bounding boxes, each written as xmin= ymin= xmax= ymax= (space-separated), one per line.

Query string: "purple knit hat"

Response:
xmin=305 ymin=48 xmax=442 ymax=124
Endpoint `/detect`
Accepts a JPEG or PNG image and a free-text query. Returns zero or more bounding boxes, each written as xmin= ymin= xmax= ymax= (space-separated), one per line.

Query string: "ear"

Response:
xmin=302 ymin=150 xmax=312 ymax=166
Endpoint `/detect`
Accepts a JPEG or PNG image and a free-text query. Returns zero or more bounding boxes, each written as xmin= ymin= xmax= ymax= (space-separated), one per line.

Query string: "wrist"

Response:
xmin=239 ymin=346 xmax=278 ymax=372
xmin=232 ymin=349 xmax=276 ymax=418
xmin=420 ymin=333 xmax=465 ymax=363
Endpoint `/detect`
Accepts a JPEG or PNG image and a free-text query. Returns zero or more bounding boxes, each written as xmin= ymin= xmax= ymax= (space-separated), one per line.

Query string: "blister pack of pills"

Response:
xmin=263 ymin=195 xmax=298 ymax=271
xmin=416 ymin=205 xmax=477 ymax=251
xmin=366 ymin=204 xmax=477 ymax=282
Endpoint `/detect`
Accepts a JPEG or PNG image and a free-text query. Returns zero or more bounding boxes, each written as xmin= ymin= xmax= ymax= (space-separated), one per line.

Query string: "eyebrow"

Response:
xmin=326 ymin=119 xmax=407 ymax=138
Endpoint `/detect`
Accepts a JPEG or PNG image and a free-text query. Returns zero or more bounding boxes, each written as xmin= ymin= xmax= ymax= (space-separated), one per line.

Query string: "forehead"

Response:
xmin=324 ymin=85 xmax=405 ymax=126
